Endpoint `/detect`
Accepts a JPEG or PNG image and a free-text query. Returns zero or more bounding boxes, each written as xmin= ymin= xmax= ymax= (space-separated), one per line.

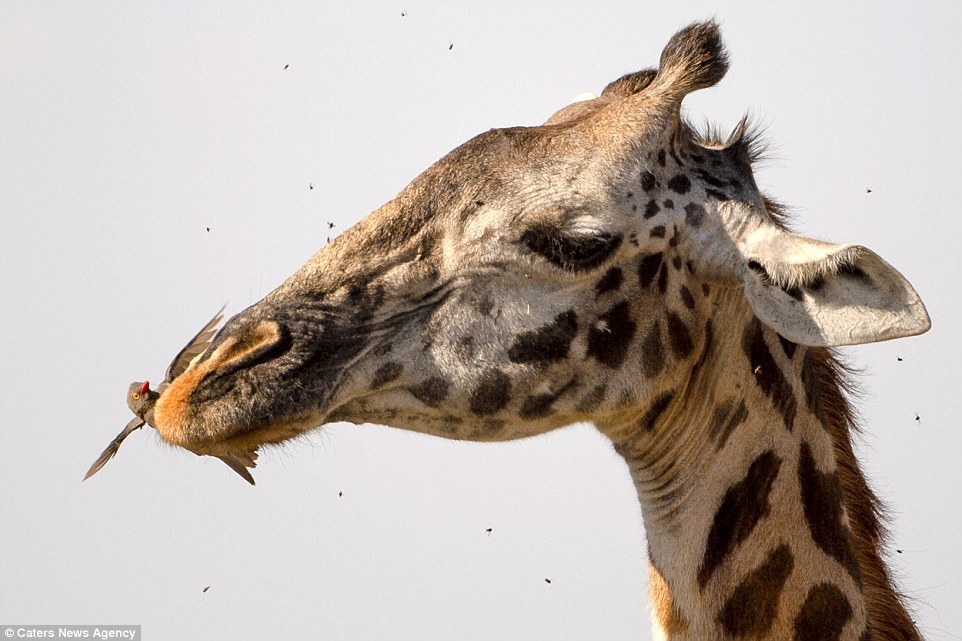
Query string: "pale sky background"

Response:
xmin=2 ymin=2 xmax=961 ymax=640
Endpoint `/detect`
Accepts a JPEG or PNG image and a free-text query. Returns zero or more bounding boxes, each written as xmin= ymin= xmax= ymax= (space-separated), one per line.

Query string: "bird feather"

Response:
xmin=216 ymin=450 xmax=258 ymax=485
xmin=164 ymin=305 xmax=226 ymax=383
xmin=83 ymin=416 xmax=145 ymax=480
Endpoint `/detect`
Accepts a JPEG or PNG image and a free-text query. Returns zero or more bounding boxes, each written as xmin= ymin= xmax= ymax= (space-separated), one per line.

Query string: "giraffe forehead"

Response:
xmin=343 ymin=109 xmax=762 ymax=275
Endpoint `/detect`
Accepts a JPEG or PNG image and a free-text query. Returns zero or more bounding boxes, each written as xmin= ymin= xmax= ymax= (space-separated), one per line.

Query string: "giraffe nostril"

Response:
xmin=203 ymin=320 xmax=292 ymax=388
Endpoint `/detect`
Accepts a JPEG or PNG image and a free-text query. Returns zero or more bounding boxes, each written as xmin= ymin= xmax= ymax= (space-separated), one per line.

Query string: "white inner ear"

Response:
xmin=740 ymin=229 xmax=864 ymax=289
xmin=740 ymin=232 xmax=930 ymax=347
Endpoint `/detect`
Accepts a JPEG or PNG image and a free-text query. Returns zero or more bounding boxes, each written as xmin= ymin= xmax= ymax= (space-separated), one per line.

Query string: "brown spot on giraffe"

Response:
xmin=695 ymin=168 xmax=726 ymax=188
xmin=639 ymin=320 xmax=665 ymax=379
xmin=793 ymin=582 xmax=853 ymax=641
xmin=518 ymin=379 xmax=577 ymax=420
xmin=684 ymin=202 xmax=706 ymax=227
xmin=799 ymin=442 xmax=862 ymax=585
xmin=742 ymin=318 xmax=797 ymax=431
xmin=778 ymin=334 xmax=798 ymax=359
xmin=586 ymin=301 xmax=636 ymax=369
xmin=508 ymin=310 xmax=579 ymax=366
xmin=657 ymin=261 xmax=669 ymax=294
xmin=666 ymin=311 xmax=694 ymax=359
xmin=667 ymin=174 xmax=692 ymax=194
xmin=709 ymin=398 xmax=749 ymax=450
xmin=717 ymin=543 xmax=794 ymax=638
xmin=469 ymin=370 xmax=511 ymax=416
xmin=370 ymin=361 xmax=403 ymax=390
xmin=679 ymin=285 xmax=696 ymax=310
xmin=638 ymin=253 xmax=663 ymax=289
xmin=575 ymin=384 xmax=607 ymax=413
xmin=409 ymin=376 xmax=449 ymax=408
xmin=638 ymin=390 xmax=675 ymax=432
xmin=640 ymin=170 xmax=657 ymax=191
xmin=470 ymin=417 xmax=506 ymax=439
xmin=518 ymin=394 xmax=555 ymax=420
xmin=594 ymin=267 xmax=624 ymax=297
xmin=698 ymin=451 xmax=782 ymax=589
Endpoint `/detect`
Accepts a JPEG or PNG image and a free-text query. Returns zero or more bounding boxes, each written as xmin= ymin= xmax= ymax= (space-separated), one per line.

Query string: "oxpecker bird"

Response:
xmin=83 ymin=306 xmax=256 ymax=485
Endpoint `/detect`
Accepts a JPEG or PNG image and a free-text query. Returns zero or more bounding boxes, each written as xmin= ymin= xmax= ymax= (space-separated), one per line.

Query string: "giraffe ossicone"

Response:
xmin=109 ymin=20 xmax=930 ymax=641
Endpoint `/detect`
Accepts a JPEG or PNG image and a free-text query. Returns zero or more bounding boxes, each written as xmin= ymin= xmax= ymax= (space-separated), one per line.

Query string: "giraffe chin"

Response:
xmin=179 ymin=411 xmax=325 ymax=459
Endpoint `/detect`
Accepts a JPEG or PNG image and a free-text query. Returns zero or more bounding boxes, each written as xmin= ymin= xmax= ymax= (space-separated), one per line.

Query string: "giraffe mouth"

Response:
xmin=162 ymin=277 xmax=456 ymax=453
xmin=178 ymin=312 xmax=372 ymax=439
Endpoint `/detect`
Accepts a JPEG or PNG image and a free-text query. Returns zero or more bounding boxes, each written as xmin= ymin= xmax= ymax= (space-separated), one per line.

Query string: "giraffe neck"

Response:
xmin=603 ymin=292 xmax=919 ymax=641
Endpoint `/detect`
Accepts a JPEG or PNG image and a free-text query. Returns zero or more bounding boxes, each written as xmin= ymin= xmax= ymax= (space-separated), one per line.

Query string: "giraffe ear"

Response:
xmin=739 ymin=230 xmax=930 ymax=347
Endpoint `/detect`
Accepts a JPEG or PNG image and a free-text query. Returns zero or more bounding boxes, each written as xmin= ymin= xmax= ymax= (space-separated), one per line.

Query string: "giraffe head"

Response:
xmin=149 ymin=21 xmax=929 ymax=462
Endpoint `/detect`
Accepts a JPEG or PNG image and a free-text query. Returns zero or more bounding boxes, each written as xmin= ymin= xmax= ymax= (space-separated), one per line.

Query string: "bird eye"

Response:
xmin=132 ymin=392 xmax=140 ymax=400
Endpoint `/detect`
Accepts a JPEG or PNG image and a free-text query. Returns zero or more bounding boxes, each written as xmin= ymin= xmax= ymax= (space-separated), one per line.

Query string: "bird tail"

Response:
xmin=216 ymin=449 xmax=258 ymax=485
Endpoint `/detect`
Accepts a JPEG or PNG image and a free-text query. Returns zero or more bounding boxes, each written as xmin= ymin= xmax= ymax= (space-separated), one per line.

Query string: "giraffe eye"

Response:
xmin=521 ymin=226 xmax=622 ymax=271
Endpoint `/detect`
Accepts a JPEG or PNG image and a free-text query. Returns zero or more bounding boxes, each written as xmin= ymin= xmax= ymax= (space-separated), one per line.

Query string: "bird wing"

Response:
xmin=164 ymin=305 xmax=226 ymax=383
xmin=83 ymin=416 xmax=145 ymax=481
xmin=215 ymin=449 xmax=258 ymax=486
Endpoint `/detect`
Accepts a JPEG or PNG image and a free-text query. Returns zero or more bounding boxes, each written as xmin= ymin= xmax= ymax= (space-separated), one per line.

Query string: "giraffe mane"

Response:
xmin=684 ymin=115 xmax=794 ymax=233
xmin=745 ymin=181 xmax=924 ymax=638
xmin=802 ymin=347 xmax=922 ymax=640
xmin=688 ymin=114 xmax=771 ymax=167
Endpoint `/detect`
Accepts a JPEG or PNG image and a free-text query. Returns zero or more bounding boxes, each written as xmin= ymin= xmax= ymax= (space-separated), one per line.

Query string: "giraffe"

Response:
xmin=129 ymin=21 xmax=930 ymax=640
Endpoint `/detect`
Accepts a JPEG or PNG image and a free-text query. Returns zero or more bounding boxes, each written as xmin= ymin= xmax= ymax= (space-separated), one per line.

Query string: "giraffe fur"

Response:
xmin=113 ymin=20 xmax=929 ymax=640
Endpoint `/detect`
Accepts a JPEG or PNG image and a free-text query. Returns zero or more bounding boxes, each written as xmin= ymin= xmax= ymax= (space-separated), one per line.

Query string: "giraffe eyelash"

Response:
xmin=520 ymin=226 xmax=623 ymax=272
